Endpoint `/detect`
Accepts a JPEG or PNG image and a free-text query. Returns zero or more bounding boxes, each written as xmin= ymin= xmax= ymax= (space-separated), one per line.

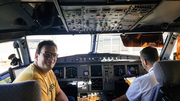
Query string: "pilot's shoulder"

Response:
xmin=134 ymin=72 xmax=155 ymax=82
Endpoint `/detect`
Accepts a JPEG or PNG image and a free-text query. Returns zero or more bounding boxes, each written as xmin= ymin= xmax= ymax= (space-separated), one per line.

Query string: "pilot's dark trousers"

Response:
xmin=67 ymin=96 xmax=75 ymax=101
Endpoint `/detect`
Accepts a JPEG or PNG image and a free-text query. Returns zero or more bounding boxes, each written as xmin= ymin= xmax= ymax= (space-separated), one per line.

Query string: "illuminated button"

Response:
xmin=119 ymin=24 xmax=122 ymax=27
xmin=96 ymin=14 xmax=100 ymax=18
xmin=129 ymin=25 xmax=132 ymax=28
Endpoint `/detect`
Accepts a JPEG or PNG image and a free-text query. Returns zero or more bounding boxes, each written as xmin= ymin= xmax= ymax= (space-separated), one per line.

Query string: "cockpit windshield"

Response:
xmin=27 ymin=35 xmax=91 ymax=60
xmin=27 ymin=32 xmax=168 ymax=61
xmin=96 ymin=33 xmax=168 ymax=55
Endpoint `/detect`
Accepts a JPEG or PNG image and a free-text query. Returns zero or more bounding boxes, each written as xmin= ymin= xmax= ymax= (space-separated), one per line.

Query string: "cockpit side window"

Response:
xmin=170 ymin=37 xmax=178 ymax=60
xmin=0 ymin=41 xmax=19 ymax=74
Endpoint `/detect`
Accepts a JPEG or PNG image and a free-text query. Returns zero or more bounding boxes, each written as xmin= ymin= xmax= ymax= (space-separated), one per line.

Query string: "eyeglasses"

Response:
xmin=40 ymin=52 xmax=58 ymax=58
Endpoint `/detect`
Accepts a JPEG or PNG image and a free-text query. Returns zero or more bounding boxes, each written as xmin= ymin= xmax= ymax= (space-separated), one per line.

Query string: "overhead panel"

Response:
xmin=59 ymin=0 xmax=159 ymax=2
xmin=62 ymin=4 xmax=156 ymax=33
xmin=60 ymin=0 xmax=107 ymax=2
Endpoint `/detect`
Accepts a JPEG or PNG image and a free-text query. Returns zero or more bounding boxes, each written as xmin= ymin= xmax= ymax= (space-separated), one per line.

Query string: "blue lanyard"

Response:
xmin=149 ymin=68 xmax=153 ymax=72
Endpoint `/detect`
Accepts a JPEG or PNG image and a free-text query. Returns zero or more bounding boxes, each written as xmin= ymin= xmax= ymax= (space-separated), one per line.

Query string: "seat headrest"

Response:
xmin=153 ymin=60 xmax=180 ymax=85
xmin=0 ymin=80 xmax=42 ymax=101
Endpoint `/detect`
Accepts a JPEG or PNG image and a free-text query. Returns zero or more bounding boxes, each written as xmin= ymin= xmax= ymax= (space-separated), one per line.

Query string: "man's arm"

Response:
xmin=56 ymin=88 xmax=68 ymax=101
xmin=112 ymin=94 xmax=129 ymax=101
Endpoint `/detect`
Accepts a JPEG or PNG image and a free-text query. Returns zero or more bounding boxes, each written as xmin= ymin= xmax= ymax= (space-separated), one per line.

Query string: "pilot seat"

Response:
xmin=149 ymin=60 xmax=180 ymax=101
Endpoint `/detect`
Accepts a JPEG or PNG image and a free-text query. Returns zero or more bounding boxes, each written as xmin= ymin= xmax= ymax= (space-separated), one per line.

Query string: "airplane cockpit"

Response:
xmin=0 ymin=0 xmax=180 ymax=101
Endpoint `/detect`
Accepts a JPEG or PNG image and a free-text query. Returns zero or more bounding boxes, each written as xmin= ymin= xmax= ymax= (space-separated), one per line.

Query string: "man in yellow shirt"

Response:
xmin=13 ymin=40 xmax=69 ymax=101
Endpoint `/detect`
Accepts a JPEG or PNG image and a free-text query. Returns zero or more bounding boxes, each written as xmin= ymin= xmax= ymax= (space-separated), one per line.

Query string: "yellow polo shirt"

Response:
xmin=13 ymin=64 xmax=60 ymax=101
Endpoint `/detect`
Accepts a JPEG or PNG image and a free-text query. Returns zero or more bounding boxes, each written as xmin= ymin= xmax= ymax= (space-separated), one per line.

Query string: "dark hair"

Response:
xmin=35 ymin=40 xmax=57 ymax=54
xmin=140 ymin=47 xmax=159 ymax=64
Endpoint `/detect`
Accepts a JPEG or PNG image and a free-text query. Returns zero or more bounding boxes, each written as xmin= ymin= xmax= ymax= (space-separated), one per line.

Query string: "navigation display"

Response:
xmin=114 ymin=65 xmax=126 ymax=76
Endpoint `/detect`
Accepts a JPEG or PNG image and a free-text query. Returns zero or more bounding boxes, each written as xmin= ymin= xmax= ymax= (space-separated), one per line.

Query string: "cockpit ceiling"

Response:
xmin=0 ymin=0 xmax=180 ymax=35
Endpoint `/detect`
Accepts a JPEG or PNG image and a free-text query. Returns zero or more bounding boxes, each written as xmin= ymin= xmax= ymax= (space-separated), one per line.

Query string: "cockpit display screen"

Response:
xmin=114 ymin=65 xmax=126 ymax=76
xmin=84 ymin=71 xmax=89 ymax=76
xmin=91 ymin=65 xmax=102 ymax=77
xmin=53 ymin=68 xmax=64 ymax=78
xmin=127 ymin=65 xmax=139 ymax=75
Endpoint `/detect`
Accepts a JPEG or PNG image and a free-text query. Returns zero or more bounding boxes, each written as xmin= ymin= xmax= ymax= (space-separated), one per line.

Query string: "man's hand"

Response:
xmin=56 ymin=89 xmax=68 ymax=101
xmin=112 ymin=94 xmax=129 ymax=101
xmin=112 ymin=97 xmax=120 ymax=101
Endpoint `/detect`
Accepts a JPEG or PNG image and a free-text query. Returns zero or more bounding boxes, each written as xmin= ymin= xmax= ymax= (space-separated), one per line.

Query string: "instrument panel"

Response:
xmin=53 ymin=54 xmax=146 ymax=101
xmin=53 ymin=63 xmax=143 ymax=80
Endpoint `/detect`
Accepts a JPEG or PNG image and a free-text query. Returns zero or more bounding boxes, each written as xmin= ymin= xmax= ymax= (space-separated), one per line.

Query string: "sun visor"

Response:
xmin=121 ymin=33 xmax=164 ymax=47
